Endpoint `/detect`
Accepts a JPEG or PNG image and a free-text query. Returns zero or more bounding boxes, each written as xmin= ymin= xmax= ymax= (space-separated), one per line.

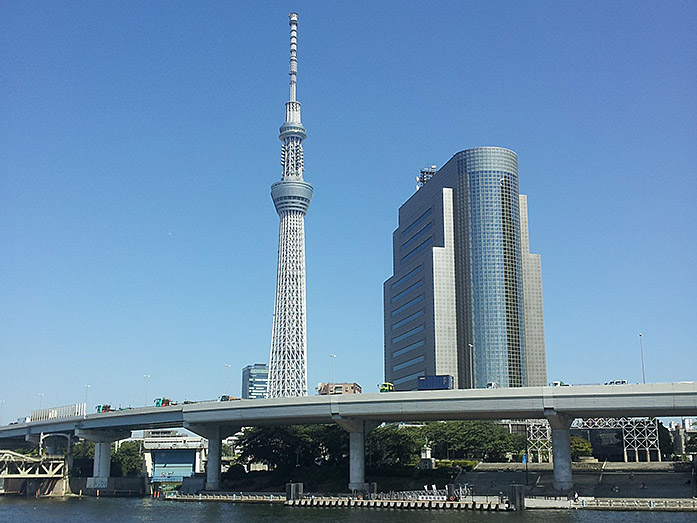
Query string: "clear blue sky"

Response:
xmin=1 ymin=1 xmax=695 ymax=423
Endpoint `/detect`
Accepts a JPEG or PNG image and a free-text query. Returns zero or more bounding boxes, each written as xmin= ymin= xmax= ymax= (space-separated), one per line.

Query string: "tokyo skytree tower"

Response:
xmin=267 ymin=13 xmax=313 ymax=398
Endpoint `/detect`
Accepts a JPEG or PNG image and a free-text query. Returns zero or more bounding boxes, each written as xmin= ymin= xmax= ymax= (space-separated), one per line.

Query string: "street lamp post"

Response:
xmin=468 ymin=343 xmax=475 ymax=389
xmin=224 ymin=364 xmax=232 ymax=396
xmin=639 ymin=333 xmax=646 ymax=384
xmin=0 ymin=400 xmax=5 ymax=425
xmin=38 ymin=393 xmax=44 ymax=410
xmin=144 ymin=374 xmax=151 ymax=406
xmin=84 ymin=384 xmax=90 ymax=409
xmin=330 ymin=354 xmax=336 ymax=394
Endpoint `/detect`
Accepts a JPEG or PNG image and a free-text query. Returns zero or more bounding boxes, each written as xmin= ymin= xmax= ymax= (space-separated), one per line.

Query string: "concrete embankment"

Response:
xmin=285 ymin=497 xmax=511 ymax=510
xmin=463 ymin=461 xmax=695 ymax=499
xmin=166 ymin=493 xmax=511 ymax=510
xmin=167 ymin=492 xmax=285 ymax=504
xmin=166 ymin=493 xmax=697 ymax=512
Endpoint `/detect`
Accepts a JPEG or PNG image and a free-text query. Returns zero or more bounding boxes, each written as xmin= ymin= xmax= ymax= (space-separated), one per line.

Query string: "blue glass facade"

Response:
xmin=384 ymin=147 xmax=531 ymax=390
xmin=455 ymin=148 xmax=526 ymax=388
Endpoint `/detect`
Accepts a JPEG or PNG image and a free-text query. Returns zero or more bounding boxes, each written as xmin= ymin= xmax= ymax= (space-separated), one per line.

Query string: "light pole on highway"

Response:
xmin=38 ymin=393 xmax=44 ymax=410
xmin=224 ymin=364 xmax=232 ymax=396
xmin=84 ymin=384 xmax=90 ymax=409
xmin=0 ymin=400 xmax=5 ymax=425
xmin=330 ymin=354 xmax=336 ymax=393
xmin=639 ymin=333 xmax=646 ymax=384
xmin=468 ymin=343 xmax=475 ymax=388
xmin=144 ymin=374 xmax=151 ymax=406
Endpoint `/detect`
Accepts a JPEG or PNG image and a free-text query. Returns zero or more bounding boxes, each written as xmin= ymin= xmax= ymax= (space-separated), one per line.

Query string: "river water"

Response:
xmin=0 ymin=497 xmax=695 ymax=522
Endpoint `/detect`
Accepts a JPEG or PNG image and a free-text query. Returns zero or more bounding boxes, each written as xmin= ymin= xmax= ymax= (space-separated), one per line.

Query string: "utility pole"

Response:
xmin=330 ymin=354 xmax=336 ymax=393
xmin=224 ymin=364 xmax=232 ymax=396
xmin=143 ymin=374 xmax=151 ymax=406
xmin=468 ymin=343 xmax=475 ymax=388
xmin=639 ymin=333 xmax=646 ymax=384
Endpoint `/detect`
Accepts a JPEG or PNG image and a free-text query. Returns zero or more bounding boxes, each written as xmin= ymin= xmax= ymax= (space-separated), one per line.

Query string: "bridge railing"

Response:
xmin=30 ymin=403 xmax=86 ymax=422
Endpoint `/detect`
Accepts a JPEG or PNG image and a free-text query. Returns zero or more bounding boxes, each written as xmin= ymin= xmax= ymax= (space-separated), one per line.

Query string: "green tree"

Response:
xmin=423 ymin=421 xmax=462 ymax=459
xmin=307 ymin=424 xmax=348 ymax=466
xmin=71 ymin=440 xmax=95 ymax=459
xmin=424 ymin=421 xmax=521 ymax=462
xmin=570 ymin=436 xmax=593 ymax=460
xmin=366 ymin=424 xmax=421 ymax=467
xmin=657 ymin=422 xmax=673 ymax=459
xmin=112 ymin=441 xmax=144 ymax=477
xmin=237 ymin=425 xmax=345 ymax=472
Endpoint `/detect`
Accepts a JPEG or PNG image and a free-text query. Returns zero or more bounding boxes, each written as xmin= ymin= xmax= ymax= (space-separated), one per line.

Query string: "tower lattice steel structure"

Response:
xmin=267 ymin=13 xmax=313 ymax=398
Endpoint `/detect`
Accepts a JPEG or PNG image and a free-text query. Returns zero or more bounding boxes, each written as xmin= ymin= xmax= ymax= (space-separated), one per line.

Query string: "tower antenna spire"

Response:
xmin=268 ymin=13 xmax=313 ymax=398
xmin=289 ymin=12 xmax=298 ymax=102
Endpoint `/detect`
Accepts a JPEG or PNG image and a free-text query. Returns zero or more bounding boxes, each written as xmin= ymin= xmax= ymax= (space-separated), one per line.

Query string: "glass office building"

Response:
xmin=242 ymin=363 xmax=269 ymax=399
xmin=384 ymin=147 xmax=546 ymax=390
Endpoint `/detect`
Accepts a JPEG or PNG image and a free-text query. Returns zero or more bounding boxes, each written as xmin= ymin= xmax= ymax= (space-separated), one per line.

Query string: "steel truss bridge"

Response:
xmin=525 ymin=416 xmax=662 ymax=463
xmin=0 ymin=450 xmax=65 ymax=479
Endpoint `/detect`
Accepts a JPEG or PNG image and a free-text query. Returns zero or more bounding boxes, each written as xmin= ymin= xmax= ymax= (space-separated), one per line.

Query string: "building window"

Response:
xmin=401 ymin=237 xmax=433 ymax=263
xmin=391 ymin=280 xmax=423 ymax=303
xmin=401 ymin=222 xmax=433 ymax=250
xmin=401 ymin=208 xmax=433 ymax=238
xmin=392 ymin=310 xmax=424 ymax=330
xmin=392 ymin=325 xmax=424 ymax=344
xmin=392 ymin=339 xmax=425 ymax=358
xmin=392 ymin=355 xmax=425 ymax=372
xmin=392 ymin=295 xmax=424 ymax=317
xmin=391 ymin=265 xmax=423 ymax=290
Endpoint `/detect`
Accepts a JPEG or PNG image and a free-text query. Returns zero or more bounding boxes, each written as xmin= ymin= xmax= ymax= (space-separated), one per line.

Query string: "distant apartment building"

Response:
xmin=241 ymin=363 xmax=268 ymax=399
xmin=316 ymin=382 xmax=362 ymax=395
xmin=384 ymin=147 xmax=546 ymax=390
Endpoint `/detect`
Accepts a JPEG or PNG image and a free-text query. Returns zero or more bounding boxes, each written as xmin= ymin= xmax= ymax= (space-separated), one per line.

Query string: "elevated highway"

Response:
xmin=2 ymin=382 xmax=695 ymax=492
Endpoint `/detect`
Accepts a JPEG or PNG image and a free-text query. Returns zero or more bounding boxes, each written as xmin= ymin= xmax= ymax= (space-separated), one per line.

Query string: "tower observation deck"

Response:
xmin=267 ymin=13 xmax=313 ymax=398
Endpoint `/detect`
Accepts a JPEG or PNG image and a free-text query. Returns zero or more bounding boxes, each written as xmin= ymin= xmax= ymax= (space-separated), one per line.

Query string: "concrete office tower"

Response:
xmin=384 ymin=147 xmax=546 ymax=390
xmin=242 ymin=363 xmax=269 ymax=399
xmin=519 ymin=195 xmax=547 ymax=386
xmin=267 ymin=13 xmax=313 ymax=398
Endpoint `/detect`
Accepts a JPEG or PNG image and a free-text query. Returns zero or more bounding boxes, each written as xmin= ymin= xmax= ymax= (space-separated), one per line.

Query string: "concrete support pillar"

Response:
xmin=93 ymin=441 xmax=111 ymax=478
xmin=206 ymin=427 xmax=222 ymax=491
xmin=545 ymin=412 xmax=574 ymax=492
xmin=75 ymin=429 xmax=130 ymax=489
xmin=348 ymin=431 xmax=366 ymax=491
xmin=184 ymin=423 xmax=240 ymax=492
xmin=332 ymin=416 xmax=379 ymax=492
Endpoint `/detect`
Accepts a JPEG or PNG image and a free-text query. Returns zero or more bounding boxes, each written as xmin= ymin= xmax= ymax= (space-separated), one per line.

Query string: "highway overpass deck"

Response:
xmin=1 ymin=382 xmax=695 ymax=439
